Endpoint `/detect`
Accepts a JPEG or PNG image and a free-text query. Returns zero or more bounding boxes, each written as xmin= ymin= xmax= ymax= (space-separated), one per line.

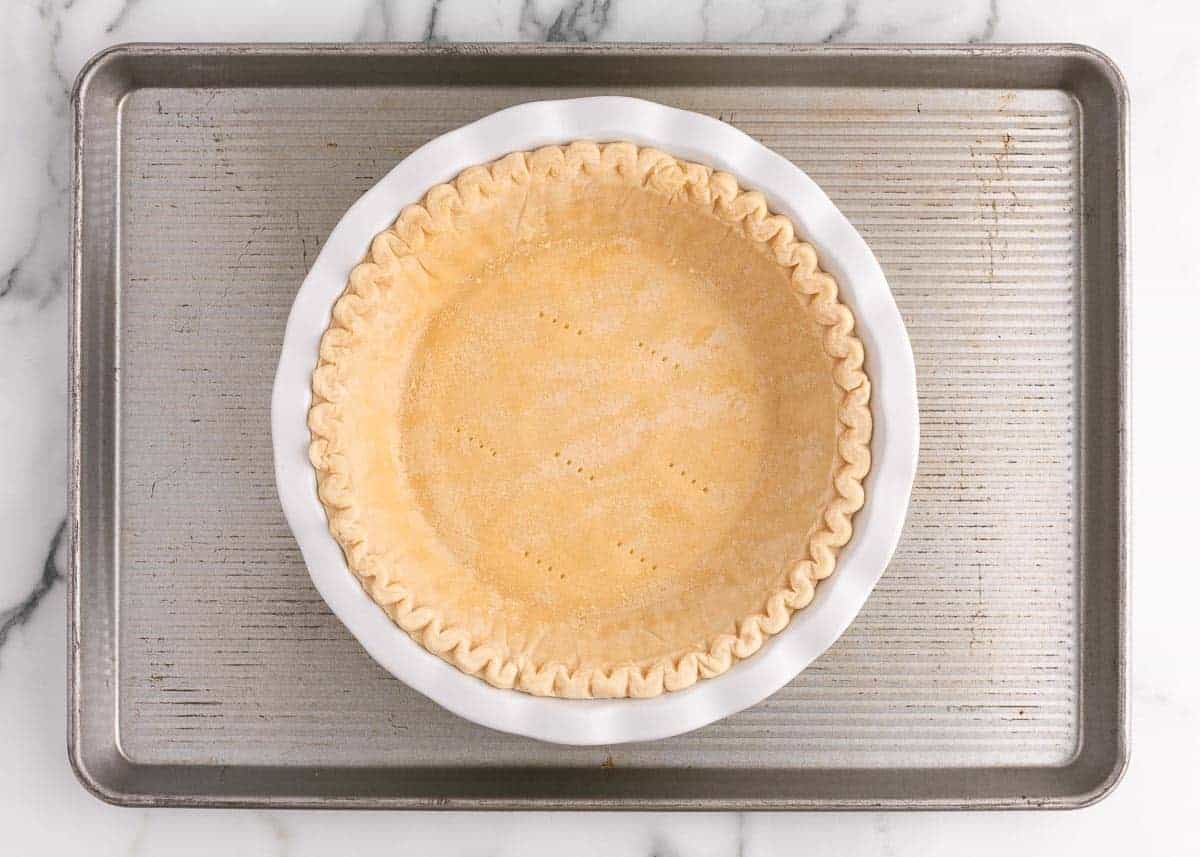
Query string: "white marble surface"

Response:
xmin=2 ymin=0 xmax=1196 ymax=853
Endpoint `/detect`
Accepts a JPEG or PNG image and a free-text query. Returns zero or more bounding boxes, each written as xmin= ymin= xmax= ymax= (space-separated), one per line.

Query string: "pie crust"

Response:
xmin=308 ymin=142 xmax=871 ymax=698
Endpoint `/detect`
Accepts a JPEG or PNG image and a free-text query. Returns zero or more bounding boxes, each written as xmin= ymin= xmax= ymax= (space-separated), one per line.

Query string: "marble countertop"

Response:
xmin=4 ymin=0 xmax=1196 ymax=853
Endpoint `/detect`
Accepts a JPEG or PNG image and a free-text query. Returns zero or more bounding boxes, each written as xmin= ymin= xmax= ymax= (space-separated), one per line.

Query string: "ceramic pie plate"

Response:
xmin=271 ymin=96 xmax=919 ymax=745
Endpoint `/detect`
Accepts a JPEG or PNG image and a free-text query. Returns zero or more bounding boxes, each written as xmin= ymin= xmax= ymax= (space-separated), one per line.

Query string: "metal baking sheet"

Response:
xmin=69 ymin=44 xmax=1128 ymax=809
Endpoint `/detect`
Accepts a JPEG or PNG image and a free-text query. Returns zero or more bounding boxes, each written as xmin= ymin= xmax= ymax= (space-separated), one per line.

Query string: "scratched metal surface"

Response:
xmin=71 ymin=45 xmax=1127 ymax=808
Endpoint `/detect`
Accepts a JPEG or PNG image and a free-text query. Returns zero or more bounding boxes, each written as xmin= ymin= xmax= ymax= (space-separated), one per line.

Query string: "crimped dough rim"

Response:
xmin=308 ymin=141 xmax=872 ymax=698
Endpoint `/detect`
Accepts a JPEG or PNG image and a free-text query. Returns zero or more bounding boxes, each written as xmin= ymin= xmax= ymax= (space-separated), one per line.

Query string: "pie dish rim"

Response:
xmin=271 ymin=96 xmax=918 ymax=744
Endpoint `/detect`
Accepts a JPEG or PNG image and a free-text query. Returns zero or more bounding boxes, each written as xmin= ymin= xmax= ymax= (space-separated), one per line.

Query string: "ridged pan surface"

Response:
xmin=70 ymin=45 xmax=1127 ymax=808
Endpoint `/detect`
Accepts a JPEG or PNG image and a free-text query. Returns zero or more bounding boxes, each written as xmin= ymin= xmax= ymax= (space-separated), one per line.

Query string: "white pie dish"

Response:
xmin=271 ymin=96 xmax=918 ymax=745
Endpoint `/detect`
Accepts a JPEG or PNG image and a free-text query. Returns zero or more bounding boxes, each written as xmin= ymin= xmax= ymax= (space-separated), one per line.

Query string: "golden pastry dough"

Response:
xmin=308 ymin=142 xmax=871 ymax=698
